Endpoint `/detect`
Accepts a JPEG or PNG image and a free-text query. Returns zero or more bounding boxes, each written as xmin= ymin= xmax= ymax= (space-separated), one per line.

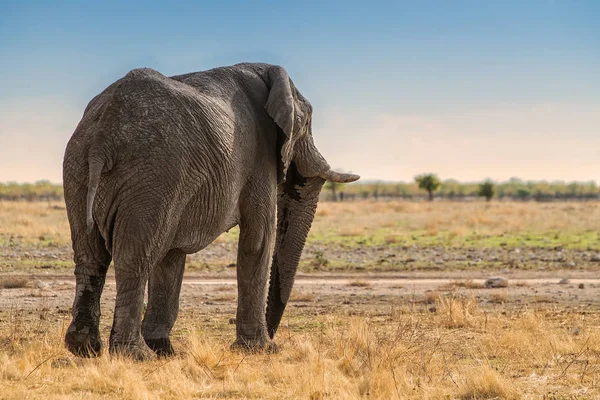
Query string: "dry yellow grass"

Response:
xmin=2 ymin=200 xmax=600 ymax=397
xmin=311 ymin=200 xmax=600 ymax=244
xmin=0 ymin=276 xmax=30 ymax=289
xmin=424 ymin=290 xmax=440 ymax=304
xmin=289 ymin=291 xmax=316 ymax=302
xmin=489 ymin=292 xmax=509 ymax=304
xmin=1 ymin=301 xmax=599 ymax=399
xmin=438 ymin=280 xmax=484 ymax=291
xmin=436 ymin=293 xmax=478 ymax=329
xmin=457 ymin=364 xmax=520 ymax=399
xmin=2 ymin=200 xmax=600 ymax=248
xmin=0 ymin=201 xmax=70 ymax=245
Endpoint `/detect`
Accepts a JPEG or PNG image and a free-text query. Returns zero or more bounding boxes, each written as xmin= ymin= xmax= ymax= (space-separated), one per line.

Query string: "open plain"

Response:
xmin=1 ymin=200 xmax=599 ymax=399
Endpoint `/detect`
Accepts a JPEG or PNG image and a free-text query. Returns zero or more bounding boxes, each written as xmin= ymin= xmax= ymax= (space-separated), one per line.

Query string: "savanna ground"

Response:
xmin=1 ymin=200 xmax=599 ymax=399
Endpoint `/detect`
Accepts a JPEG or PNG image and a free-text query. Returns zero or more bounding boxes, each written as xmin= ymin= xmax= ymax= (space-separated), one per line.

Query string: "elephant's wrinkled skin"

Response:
xmin=63 ymin=63 xmax=359 ymax=360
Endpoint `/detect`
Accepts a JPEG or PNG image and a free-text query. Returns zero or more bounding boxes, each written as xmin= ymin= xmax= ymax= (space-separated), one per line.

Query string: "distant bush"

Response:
xmin=0 ymin=181 xmax=63 ymax=201
xmin=325 ymin=177 xmax=600 ymax=202
xmin=415 ymin=174 xmax=441 ymax=201
xmin=478 ymin=181 xmax=495 ymax=202
xmin=516 ymin=188 xmax=531 ymax=201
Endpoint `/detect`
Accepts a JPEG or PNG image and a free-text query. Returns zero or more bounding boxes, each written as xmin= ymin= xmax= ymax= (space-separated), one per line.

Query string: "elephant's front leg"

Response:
xmin=232 ymin=201 xmax=277 ymax=352
xmin=142 ymin=250 xmax=186 ymax=357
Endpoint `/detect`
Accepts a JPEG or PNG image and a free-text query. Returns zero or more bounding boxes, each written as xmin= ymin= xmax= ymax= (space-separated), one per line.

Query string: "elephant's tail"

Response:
xmin=86 ymin=157 xmax=104 ymax=233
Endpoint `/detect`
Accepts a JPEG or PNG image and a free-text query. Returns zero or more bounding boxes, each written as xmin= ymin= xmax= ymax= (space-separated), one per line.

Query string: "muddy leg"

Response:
xmin=65 ymin=227 xmax=111 ymax=357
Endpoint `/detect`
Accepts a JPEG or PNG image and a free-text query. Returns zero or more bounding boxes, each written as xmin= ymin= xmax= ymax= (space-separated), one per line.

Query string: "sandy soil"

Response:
xmin=2 ymin=239 xmax=599 ymax=343
xmin=2 ymin=272 xmax=598 ymax=329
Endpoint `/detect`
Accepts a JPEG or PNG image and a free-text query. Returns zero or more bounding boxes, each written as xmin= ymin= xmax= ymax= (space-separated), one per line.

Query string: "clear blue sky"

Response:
xmin=1 ymin=0 xmax=599 ymax=183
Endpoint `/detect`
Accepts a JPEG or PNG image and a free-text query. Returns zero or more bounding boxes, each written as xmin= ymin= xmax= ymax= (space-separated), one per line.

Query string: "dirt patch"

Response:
xmin=1 ymin=273 xmax=598 ymax=323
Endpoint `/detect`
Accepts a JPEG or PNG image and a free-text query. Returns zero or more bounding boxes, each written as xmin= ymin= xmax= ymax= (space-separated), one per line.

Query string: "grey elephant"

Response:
xmin=63 ymin=62 xmax=359 ymax=360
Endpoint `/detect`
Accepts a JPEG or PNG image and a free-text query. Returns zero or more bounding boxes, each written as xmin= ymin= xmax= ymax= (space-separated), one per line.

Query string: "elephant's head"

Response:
xmin=263 ymin=66 xmax=359 ymax=338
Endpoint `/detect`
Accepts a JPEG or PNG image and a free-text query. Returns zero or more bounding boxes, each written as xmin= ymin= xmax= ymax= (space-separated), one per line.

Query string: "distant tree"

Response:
xmin=310 ymin=179 xmax=600 ymax=203
xmin=478 ymin=180 xmax=495 ymax=202
xmin=415 ymin=174 xmax=441 ymax=201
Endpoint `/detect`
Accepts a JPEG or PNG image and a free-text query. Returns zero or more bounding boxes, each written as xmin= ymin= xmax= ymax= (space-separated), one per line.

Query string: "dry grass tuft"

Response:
xmin=453 ymin=280 xmax=484 ymax=290
xmin=338 ymin=226 xmax=365 ymax=237
xmin=384 ymin=235 xmax=401 ymax=244
xmin=425 ymin=220 xmax=439 ymax=236
xmin=437 ymin=294 xmax=478 ymax=328
xmin=212 ymin=293 xmax=236 ymax=302
xmin=0 ymin=277 xmax=30 ymax=289
xmin=439 ymin=280 xmax=484 ymax=291
xmin=489 ymin=292 xmax=509 ymax=304
xmin=348 ymin=279 xmax=372 ymax=288
xmin=290 ymin=291 xmax=316 ymax=302
xmin=424 ymin=290 xmax=440 ymax=304
xmin=457 ymin=364 xmax=520 ymax=399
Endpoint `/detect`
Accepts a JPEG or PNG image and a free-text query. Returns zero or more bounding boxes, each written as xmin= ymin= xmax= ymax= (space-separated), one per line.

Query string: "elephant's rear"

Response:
xmin=64 ymin=68 xmax=233 ymax=258
xmin=62 ymin=69 xmax=182 ymax=357
xmin=63 ymin=75 xmax=122 ymax=251
xmin=63 ymin=77 xmax=114 ymax=248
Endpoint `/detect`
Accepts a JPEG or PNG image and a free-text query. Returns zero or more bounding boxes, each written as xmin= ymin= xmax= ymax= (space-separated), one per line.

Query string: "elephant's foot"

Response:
xmin=110 ymin=339 xmax=157 ymax=361
xmin=145 ymin=337 xmax=175 ymax=357
xmin=65 ymin=323 xmax=102 ymax=357
xmin=231 ymin=336 xmax=279 ymax=354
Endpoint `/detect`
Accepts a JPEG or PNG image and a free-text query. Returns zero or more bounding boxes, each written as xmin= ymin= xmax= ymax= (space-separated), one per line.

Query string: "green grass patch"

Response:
xmin=307 ymin=229 xmax=600 ymax=250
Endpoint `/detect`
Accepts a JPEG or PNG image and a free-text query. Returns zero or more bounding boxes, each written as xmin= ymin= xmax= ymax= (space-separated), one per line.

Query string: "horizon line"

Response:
xmin=2 ymin=178 xmax=599 ymax=186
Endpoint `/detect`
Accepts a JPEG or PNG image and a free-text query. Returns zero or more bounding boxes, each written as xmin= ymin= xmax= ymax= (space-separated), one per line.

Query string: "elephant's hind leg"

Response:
xmin=108 ymin=261 xmax=156 ymax=361
xmin=142 ymin=249 xmax=186 ymax=357
xmin=108 ymin=207 xmax=179 ymax=361
xmin=65 ymin=226 xmax=111 ymax=357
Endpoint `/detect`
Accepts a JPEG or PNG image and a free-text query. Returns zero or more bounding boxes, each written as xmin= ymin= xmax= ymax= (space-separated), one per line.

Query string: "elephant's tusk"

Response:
xmin=319 ymin=170 xmax=360 ymax=183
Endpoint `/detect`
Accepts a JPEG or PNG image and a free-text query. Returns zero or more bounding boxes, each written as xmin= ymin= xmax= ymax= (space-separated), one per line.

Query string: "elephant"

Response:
xmin=62 ymin=62 xmax=359 ymax=360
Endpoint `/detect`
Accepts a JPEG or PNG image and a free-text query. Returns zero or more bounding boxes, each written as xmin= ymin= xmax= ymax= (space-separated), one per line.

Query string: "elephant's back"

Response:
xmin=73 ymin=68 xmax=235 ymax=175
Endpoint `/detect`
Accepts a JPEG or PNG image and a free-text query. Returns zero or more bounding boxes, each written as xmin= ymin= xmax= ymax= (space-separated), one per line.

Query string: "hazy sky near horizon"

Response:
xmin=1 ymin=1 xmax=598 ymax=183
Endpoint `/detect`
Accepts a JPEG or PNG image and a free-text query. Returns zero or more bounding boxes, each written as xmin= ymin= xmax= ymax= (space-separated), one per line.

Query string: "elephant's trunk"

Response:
xmin=266 ymin=162 xmax=325 ymax=339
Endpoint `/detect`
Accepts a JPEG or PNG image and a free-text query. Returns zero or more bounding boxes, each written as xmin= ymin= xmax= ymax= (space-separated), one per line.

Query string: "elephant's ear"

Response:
xmin=265 ymin=66 xmax=297 ymax=179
